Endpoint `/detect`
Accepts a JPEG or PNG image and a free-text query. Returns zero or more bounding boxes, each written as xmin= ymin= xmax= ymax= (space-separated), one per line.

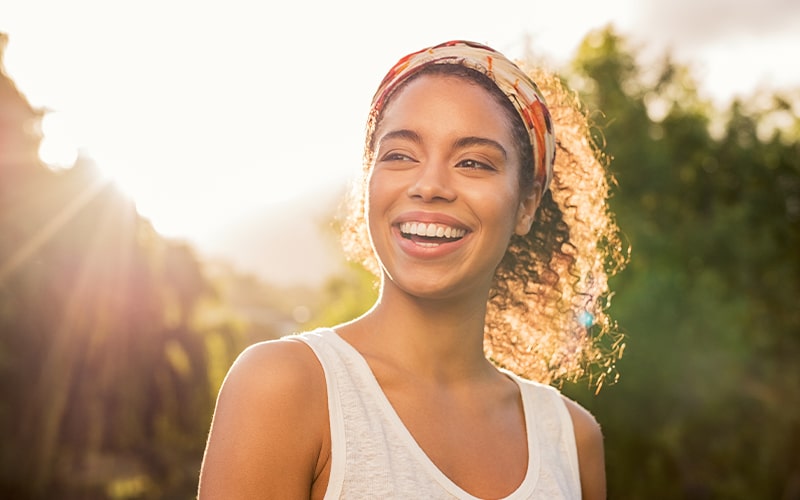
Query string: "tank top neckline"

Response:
xmin=319 ymin=327 xmax=542 ymax=499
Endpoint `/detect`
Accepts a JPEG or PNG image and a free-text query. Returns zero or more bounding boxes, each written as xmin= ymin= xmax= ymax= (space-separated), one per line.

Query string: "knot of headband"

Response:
xmin=370 ymin=40 xmax=556 ymax=195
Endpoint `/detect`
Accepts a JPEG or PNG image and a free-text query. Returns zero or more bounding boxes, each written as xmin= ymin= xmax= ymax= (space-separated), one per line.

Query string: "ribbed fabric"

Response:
xmin=295 ymin=328 xmax=582 ymax=499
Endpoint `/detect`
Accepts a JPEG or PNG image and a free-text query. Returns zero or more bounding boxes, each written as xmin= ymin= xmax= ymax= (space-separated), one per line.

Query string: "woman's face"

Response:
xmin=366 ymin=74 xmax=539 ymax=301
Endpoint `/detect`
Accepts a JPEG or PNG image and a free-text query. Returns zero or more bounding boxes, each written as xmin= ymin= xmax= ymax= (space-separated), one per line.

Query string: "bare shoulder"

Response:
xmin=225 ymin=336 xmax=325 ymax=396
xmin=561 ymin=395 xmax=607 ymax=500
xmin=198 ymin=337 xmax=329 ymax=499
xmin=560 ymin=395 xmax=603 ymax=445
xmin=215 ymin=337 xmax=327 ymax=420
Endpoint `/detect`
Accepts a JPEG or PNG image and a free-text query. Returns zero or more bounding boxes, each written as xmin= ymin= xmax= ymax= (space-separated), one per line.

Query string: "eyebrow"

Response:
xmin=453 ymin=136 xmax=508 ymax=160
xmin=377 ymin=129 xmax=508 ymax=159
xmin=376 ymin=129 xmax=422 ymax=146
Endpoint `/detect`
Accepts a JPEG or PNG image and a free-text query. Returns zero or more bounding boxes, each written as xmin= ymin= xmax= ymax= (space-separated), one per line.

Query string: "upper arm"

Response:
xmin=562 ymin=396 xmax=607 ymax=500
xmin=198 ymin=339 xmax=328 ymax=500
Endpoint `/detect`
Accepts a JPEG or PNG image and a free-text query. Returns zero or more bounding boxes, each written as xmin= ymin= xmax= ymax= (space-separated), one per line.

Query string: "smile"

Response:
xmin=399 ymin=222 xmax=466 ymax=243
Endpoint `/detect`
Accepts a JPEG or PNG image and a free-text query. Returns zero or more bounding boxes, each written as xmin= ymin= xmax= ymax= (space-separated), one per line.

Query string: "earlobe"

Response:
xmin=514 ymin=188 xmax=541 ymax=236
xmin=514 ymin=212 xmax=533 ymax=236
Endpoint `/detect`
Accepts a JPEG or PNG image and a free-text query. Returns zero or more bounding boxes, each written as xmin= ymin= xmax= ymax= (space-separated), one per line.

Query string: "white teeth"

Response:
xmin=399 ymin=222 xmax=466 ymax=239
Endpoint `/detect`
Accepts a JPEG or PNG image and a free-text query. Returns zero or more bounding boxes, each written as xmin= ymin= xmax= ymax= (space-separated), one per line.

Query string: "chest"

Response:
xmin=389 ymin=390 xmax=530 ymax=499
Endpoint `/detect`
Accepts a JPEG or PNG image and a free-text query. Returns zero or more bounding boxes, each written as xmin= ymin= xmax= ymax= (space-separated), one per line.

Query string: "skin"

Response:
xmin=198 ymin=74 xmax=606 ymax=499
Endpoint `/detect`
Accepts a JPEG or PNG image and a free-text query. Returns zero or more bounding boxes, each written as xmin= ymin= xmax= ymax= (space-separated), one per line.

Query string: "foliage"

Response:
xmin=304 ymin=261 xmax=378 ymax=330
xmin=561 ymin=26 xmax=800 ymax=499
xmin=0 ymin=160 xmax=248 ymax=499
xmin=0 ymin=38 xmax=247 ymax=497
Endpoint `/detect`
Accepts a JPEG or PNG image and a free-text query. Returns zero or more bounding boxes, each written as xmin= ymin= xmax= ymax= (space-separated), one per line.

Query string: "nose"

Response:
xmin=406 ymin=162 xmax=456 ymax=202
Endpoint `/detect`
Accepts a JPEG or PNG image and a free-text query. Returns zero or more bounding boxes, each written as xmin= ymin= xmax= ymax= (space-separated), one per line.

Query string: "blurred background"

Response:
xmin=1 ymin=1 xmax=799 ymax=498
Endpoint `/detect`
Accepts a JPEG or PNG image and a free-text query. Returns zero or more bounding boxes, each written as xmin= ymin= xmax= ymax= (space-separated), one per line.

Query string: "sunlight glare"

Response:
xmin=39 ymin=111 xmax=79 ymax=170
xmin=84 ymin=146 xmax=185 ymax=236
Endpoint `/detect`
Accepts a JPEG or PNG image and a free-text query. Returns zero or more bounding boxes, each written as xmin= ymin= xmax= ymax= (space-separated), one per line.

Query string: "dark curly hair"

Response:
xmin=339 ymin=62 xmax=628 ymax=389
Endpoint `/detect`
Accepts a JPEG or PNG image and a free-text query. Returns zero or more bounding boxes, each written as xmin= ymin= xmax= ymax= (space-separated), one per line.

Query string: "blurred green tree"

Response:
xmin=0 ymin=33 xmax=245 ymax=499
xmin=563 ymin=26 xmax=800 ymax=499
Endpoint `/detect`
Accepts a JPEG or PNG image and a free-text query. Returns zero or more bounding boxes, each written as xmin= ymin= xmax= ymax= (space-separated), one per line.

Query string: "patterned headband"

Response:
xmin=370 ymin=40 xmax=556 ymax=195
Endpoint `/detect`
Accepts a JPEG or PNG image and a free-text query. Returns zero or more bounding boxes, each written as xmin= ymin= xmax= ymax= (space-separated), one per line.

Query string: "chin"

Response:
xmin=383 ymin=272 xmax=489 ymax=305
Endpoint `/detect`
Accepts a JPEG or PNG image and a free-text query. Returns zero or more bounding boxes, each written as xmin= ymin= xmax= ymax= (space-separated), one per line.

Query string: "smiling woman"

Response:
xmin=199 ymin=40 xmax=627 ymax=500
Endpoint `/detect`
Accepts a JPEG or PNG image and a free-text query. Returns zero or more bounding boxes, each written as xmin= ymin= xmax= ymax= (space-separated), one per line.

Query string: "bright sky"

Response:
xmin=2 ymin=0 xmax=799 ymax=246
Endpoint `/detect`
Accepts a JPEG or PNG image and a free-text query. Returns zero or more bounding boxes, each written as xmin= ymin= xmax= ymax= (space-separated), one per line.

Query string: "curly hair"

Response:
xmin=339 ymin=62 xmax=628 ymax=389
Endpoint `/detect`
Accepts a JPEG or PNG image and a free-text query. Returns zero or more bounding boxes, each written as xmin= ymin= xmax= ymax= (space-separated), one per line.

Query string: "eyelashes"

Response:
xmin=379 ymin=152 xmax=416 ymax=162
xmin=377 ymin=152 xmax=498 ymax=172
xmin=456 ymin=159 xmax=496 ymax=171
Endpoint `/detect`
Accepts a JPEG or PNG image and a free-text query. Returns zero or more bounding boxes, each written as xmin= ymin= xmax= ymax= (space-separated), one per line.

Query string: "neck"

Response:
xmin=341 ymin=278 xmax=496 ymax=383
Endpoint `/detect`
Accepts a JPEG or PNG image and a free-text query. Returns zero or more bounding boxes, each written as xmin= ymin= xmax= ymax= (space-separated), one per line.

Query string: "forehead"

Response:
xmin=375 ymin=74 xmax=516 ymax=142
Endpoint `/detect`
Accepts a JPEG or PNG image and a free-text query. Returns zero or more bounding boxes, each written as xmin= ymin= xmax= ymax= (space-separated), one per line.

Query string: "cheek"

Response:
xmin=365 ymin=166 xmax=400 ymax=214
xmin=365 ymin=170 xmax=379 ymax=216
xmin=487 ymin=184 xmax=525 ymax=240
xmin=364 ymin=171 xmax=398 ymax=269
xmin=365 ymin=170 xmax=388 ymax=239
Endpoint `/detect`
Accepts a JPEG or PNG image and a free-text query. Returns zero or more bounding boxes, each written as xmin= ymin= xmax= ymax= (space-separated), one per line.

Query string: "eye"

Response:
xmin=456 ymin=158 xmax=495 ymax=171
xmin=379 ymin=151 xmax=416 ymax=162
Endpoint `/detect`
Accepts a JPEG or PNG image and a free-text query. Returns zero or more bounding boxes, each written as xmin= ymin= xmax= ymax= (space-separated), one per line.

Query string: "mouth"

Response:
xmin=398 ymin=222 xmax=467 ymax=247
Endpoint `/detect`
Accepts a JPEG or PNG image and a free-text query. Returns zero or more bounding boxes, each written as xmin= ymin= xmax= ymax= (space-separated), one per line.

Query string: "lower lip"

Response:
xmin=392 ymin=226 xmax=469 ymax=259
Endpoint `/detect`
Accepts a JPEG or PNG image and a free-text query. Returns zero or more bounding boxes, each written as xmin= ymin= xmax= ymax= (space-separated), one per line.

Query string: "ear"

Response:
xmin=514 ymin=186 xmax=542 ymax=236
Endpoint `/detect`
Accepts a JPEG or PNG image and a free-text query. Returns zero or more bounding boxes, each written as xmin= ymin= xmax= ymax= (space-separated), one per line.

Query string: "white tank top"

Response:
xmin=295 ymin=328 xmax=582 ymax=499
